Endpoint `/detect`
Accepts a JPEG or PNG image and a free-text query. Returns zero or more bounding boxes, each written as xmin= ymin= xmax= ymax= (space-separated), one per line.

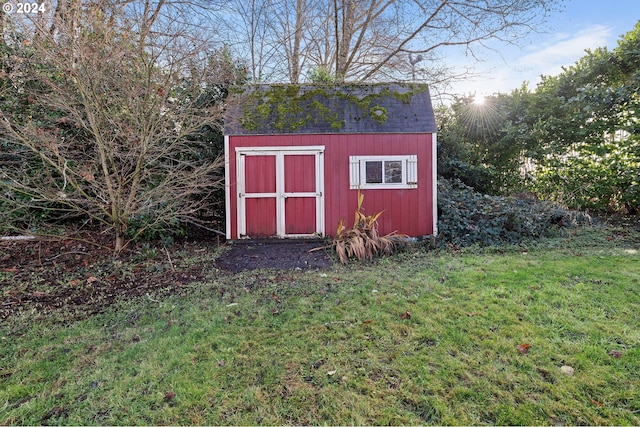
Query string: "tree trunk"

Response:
xmin=115 ymin=234 xmax=124 ymax=254
xmin=335 ymin=0 xmax=355 ymax=82
xmin=290 ymin=0 xmax=305 ymax=83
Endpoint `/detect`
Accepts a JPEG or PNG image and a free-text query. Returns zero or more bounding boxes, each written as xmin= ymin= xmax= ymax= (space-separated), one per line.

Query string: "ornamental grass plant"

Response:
xmin=332 ymin=191 xmax=408 ymax=263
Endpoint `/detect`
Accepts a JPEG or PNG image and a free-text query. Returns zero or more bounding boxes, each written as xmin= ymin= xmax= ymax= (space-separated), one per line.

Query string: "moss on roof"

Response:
xmin=224 ymin=83 xmax=437 ymax=135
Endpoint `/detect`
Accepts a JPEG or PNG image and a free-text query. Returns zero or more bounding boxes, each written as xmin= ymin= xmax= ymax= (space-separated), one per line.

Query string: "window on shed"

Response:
xmin=350 ymin=155 xmax=417 ymax=189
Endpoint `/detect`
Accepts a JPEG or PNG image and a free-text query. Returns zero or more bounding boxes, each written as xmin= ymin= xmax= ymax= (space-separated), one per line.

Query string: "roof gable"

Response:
xmin=224 ymin=83 xmax=437 ymax=135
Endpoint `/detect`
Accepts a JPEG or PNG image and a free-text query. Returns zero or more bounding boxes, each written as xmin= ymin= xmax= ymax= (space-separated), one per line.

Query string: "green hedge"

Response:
xmin=436 ymin=178 xmax=592 ymax=248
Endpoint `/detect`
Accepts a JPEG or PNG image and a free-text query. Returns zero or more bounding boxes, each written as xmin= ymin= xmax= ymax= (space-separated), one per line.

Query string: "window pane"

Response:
xmin=365 ymin=161 xmax=383 ymax=183
xmin=384 ymin=161 xmax=402 ymax=183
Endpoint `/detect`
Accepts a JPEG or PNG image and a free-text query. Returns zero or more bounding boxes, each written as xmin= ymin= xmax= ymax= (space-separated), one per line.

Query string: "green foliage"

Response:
xmin=307 ymin=66 xmax=335 ymax=84
xmin=437 ymin=22 xmax=640 ymax=215
xmin=436 ymin=103 xmax=499 ymax=192
xmin=170 ymin=48 xmax=248 ymax=225
xmin=126 ymin=213 xmax=188 ymax=246
xmin=436 ymin=89 xmax=536 ymax=195
xmin=437 ymin=178 xmax=592 ymax=248
xmin=525 ymin=22 xmax=640 ymax=212
xmin=1 ymin=40 xmax=82 ymax=229
xmin=531 ymin=138 xmax=640 ymax=212
xmin=368 ymin=105 xmax=388 ymax=124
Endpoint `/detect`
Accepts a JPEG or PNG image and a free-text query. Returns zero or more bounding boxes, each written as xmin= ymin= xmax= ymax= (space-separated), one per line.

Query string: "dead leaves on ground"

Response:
xmin=608 ymin=349 xmax=624 ymax=359
xmin=517 ymin=343 xmax=531 ymax=355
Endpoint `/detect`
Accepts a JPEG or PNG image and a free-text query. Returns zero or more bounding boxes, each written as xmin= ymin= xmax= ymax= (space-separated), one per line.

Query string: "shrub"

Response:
xmin=436 ymin=178 xmax=592 ymax=248
xmin=333 ymin=191 xmax=408 ymax=263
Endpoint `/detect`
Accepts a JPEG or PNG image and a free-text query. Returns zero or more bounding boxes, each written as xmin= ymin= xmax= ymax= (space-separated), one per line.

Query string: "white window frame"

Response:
xmin=349 ymin=155 xmax=418 ymax=189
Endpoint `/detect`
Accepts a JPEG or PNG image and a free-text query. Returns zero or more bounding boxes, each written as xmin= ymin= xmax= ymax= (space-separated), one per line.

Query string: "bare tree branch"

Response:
xmin=0 ymin=1 xmax=239 ymax=253
xmin=220 ymin=0 xmax=560 ymax=92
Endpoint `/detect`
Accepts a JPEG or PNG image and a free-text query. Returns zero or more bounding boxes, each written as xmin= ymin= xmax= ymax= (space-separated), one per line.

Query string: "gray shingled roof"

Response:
xmin=224 ymin=83 xmax=437 ymax=135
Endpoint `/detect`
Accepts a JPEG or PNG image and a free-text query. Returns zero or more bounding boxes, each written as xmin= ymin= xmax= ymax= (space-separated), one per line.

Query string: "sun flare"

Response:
xmin=459 ymin=94 xmax=500 ymax=136
xmin=473 ymin=95 xmax=486 ymax=106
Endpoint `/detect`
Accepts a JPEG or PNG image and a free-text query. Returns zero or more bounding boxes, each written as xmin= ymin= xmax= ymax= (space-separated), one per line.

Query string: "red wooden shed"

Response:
xmin=224 ymin=83 xmax=438 ymax=240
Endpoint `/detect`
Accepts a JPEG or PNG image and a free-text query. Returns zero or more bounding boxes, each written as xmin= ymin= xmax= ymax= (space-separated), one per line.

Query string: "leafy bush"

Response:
xmin=531 ymin=141 xmax=640 ymax=213
xmin=436 ymin=178 xmax=592 ymax=248
xmin=126 ymin=213 xmax=188 ymax=246
xmin=333 ymin=191 xmax=407 ymax=263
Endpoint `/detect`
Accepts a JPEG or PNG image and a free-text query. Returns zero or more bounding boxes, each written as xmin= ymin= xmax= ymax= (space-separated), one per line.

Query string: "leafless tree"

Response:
xmin=228 ymin=0 xmax=276 ymax=82
xmin=223 ymin=0 xmax=560 ymax=87
xmin=221 ymin=0 xmax=321 ymax=83
xmin=0 ymin=1 xmax=238 ymax=253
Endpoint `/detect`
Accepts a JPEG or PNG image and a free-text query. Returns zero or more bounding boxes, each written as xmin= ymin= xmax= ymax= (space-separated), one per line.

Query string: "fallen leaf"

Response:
xmin=327 ymin=370 xmax=337 ymax=376
xmin=164 ymin=391 xmax=176 ymax=402
xmin=2 ymin=267 xmax=19 ymax=273
xmin=68 ymin=279 xmax=81 ymax=286
xmin=86 ymin=276 xmax=99 ymax=284
xmin=401 ymin=310 xmax=411 ymax=319
xmin=608 ymin=350 xmax=623 ymax=359
xmin=79 ymin=170 xmax=94 ymax=182
xmin=217 ymin=359 xmax=226 ymax=367
xmin=517 ymin=343 xmax=531 ymax=354
xmin=590 ymin=399 xmax=604 ymax=407
xmin=32 ymin=291 xmax=51 ymax=297
xmin=362 ymin=319 xmax=374 ymax=324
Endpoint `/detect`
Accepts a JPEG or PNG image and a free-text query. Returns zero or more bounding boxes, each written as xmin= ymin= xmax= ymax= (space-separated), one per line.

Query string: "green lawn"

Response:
xmin=1 ymin=225 xmax=639 ymax=425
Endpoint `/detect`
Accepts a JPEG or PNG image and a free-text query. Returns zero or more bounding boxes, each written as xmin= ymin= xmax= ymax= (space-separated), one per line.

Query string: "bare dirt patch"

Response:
xmin=215 ymin=240 xmax=332 ymax=272
xmin=1 ymin=233 xmax=332 ymax=323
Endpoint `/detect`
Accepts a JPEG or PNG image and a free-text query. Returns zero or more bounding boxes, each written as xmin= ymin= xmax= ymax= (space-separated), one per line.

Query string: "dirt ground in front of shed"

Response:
xmin=1 ymin=232 xmax=333 ymax=323
xmin=215 ymin=239 xmax=333 ymax=272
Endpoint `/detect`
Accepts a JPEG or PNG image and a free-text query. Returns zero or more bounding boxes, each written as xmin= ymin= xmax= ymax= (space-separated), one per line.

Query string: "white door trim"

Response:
xmin=236 ymin=146 xmax=325 ymax=238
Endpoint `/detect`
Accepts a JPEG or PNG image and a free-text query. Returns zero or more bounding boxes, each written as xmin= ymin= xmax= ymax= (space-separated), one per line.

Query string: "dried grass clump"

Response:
xmin=333 ymin=191 xmax=407 ymax=264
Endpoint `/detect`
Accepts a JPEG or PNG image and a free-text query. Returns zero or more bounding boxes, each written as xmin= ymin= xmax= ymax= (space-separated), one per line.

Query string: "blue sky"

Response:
xmin=450 ymin=0 xmax=640 ymax=98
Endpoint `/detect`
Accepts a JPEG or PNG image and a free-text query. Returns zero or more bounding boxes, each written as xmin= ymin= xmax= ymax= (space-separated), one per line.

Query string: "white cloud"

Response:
xmin=444 ymin=24 xmax=615 ymax=101
xmin=518 ymin=24 xmax=612 ymax=76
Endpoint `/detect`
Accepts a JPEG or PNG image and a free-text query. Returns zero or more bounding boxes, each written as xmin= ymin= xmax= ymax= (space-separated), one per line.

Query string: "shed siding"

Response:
xmin=227 ymin=133 xmax=434 ymax=239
